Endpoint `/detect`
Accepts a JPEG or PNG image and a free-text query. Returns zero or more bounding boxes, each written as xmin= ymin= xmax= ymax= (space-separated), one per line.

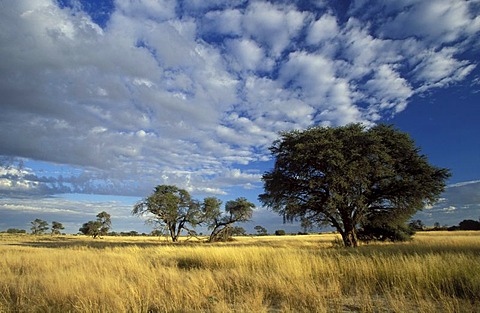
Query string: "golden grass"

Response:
xmin=0 ymin=231 xmax=479 ymax=312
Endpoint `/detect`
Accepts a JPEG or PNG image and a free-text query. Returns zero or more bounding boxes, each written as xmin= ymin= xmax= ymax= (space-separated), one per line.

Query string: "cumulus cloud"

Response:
xmin=0 ymin=0 xmax=479 ymax=201
xmin=306 ymin=14 xmax=338 ymax=45
xmin=380 ymin=0 xmax=479 ymax=44
xmin=225 ymin=38 xmax=270 ymax=71
xmin=243 ymin=2 xmax=310 ymax=57
xmin=413 ymin=47 xmax=476 ymax=91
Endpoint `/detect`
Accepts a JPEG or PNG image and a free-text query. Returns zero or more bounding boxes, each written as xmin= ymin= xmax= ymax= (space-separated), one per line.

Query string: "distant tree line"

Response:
xmin=1 ymin=228 xmax=27 ymax=234
xmin=442 ymin=219 xmax=480 ymax=231
xmin=403 ymin=219 xmax=480 ymax=231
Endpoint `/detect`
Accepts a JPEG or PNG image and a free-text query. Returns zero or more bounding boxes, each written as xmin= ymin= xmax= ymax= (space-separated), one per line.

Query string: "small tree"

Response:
xmin=203 ymin=197 xmax=254 ymax=242
xmin=408 ymin=219 xmax=425 ymax=231
xmin=79 ymin=211 xmax=112 ymax=238
xmin=51 ymin=221 xmax=65 ymax=235
xmin=96 ymin=211 xmax=111 ymax=236
xmin=275 ymin=229 xmax=286 ymax=236
xmin=31 ymin=218 xmax=48 ymax=235
xmin=132 ymin=185 xmax=202 ymax=242
xmin=150 ymin=229 xmax=164 ymax=237
xmin=230 ymin=226 xmax=247 ymax=236
xmin=79 ymin=221 xmax=102 ymax=238
xmin=254 ymin=225 xmax=268 ymax=236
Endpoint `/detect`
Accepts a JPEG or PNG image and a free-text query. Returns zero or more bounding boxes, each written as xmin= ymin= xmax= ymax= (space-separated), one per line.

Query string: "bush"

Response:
xmin=6 ymin=228 xmax=27 ymax=234
xmin=358 ymin=224 xmax=414 ymax=242
xmin=458 ymin=219 xmax=480 ymax=230
xmin=274 ymin=230 xmax=286 ymax=236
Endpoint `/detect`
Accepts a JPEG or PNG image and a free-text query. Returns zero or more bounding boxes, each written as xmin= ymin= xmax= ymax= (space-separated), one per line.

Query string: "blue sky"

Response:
xmin=1 ymin=0 xmax=479 ymax=234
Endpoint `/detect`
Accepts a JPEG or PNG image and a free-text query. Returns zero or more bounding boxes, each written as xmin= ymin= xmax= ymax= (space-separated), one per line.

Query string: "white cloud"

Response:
xmin=280 ymin=51 xmax=336 ymax=99
xmin=226 ymin=38 xmax=268 ymax=71
xmin=442 ymin=206 xmax=457 ymax=213
xmin=448 ymin=180 xmax=480 ymax=188
xmin=116 ymin=0 xmax=177 ymax=21
xmin=202 ymin=9 xmax=243 ymax=36
xmin=381 ymin=0 xmax=480 ymax=44
xmin=306 ymin=14 xmax=338 ymax=45
xmin=413 ymin=47 xmax=476 ymax=91
xmin=364 ymin=64 xmax=413 ymax=113
xmin=0 ymin=0 xmax=479 ymax=201
xmin=0 ymin=166 xmax=39 ymax=193
xmin=414 ymin=180 xmax=480 ymax=225
xmin=0 ymin=194 xmax=144 ymax=233
xmin=243 ymin=2 xmax=310 ymax=57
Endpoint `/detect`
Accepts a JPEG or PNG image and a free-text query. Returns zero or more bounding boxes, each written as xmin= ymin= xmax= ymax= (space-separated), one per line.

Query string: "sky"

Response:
xmin=0 ymin=0 xmax=479 ymax=234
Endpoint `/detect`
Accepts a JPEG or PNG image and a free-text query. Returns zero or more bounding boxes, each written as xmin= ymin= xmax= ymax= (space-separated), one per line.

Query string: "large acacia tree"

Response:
xmin=132 ymin=185 xmax=202 ymax=242
xmin=259 ymin=124 xmax=450 ymax=247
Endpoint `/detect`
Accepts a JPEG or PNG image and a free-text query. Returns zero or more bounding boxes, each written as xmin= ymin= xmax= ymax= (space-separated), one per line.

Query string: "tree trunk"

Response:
xmin=329 ymin=216 xmax=358 ymax=248
xmin=168 ymin=224 xmax=178 ymax=242
xmin=208 ymin=225 xmax=220 ymax=242
xmin=341 ymin=227 xmax=358 ymax=247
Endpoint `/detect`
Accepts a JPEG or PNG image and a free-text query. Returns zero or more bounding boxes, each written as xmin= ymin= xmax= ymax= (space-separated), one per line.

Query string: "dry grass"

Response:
xmin=0 ymin=231 xmax=479 ymax=312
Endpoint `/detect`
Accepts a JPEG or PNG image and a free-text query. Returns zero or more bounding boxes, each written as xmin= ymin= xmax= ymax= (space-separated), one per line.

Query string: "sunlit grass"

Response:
xmin=1 ymin=232 xmax=479 ymax=312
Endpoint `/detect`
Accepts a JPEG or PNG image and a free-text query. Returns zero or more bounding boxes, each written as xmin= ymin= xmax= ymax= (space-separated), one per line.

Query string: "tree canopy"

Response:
xmin=79 ymin=211 xmax=111 ymax=238
xmin=31 ymin=218 xmax=48 ymax=235
xmin=51 ymin=221 xmax=64 ymax=235
xmin=254 ymin=225 xmax=268 ymax=236
xmin=133 ymin=185 xmax=254 ymax=242
xmin=203 ymin=197 xmax=254 ymax=242
xmin=259 ymin=124 xmax=450 ymax=247
xmin=132 ymin=185 xmax=202 ymax=242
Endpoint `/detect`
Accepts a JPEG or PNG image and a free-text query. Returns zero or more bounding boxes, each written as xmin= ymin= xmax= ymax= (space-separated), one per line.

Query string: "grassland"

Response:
xmin=1 ymin=232 xmax=479 ymax=312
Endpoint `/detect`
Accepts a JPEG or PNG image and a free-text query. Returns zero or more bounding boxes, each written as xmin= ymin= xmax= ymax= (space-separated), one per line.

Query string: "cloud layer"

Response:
xmin=414 ymin=181 xmax=480 ymax=226
xmin=1 ymin=0 xmax=479 ymax=197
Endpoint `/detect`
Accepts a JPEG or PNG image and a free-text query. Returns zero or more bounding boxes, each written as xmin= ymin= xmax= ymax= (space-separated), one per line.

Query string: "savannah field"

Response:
xmin=0 ymin=231 xmax=479 ymax=313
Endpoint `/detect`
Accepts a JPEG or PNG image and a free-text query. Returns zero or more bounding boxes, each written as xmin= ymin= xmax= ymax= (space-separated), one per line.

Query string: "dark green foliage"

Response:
xmin=120 ymin=230 xmax=139 ymax=236
xmin=31 ymin=219 xmax=48 ymax=235
xmin=358 ymin=215 xmax=414 ymax=242
xmin=51 ymin=221 xmax=64 ymax=235
xmin=274 ymin=229 xmax=286 ymax=236
xmin=408 ymin=219 xmax=425 ymax=231
xmin=254 ymin=225 xmax=268 ymax=236
xmin=230 ymin=226 xmax=247 ymax=236
xmin=260 ymin=124 xmax=450 ymax=247
xmin=79 ymin=221 xmax=102 ymax=238
xmin=203 ymin=197 xmax=254 ymax=242
xmin=458 ymin=219 xmax=480 ymax=230
xmin=300 ymin=217 xmax=313 ymax=233
xmin=79 ymin=211 xmax=111 ymax=238
xmin=133 ymin=185 xmax=254 ymax=242
xmin=133 ymin=185 xmax=202 ymax=242
xmin=5 ymin=228 xmax=27 ymax=234
xmin=356 ymin=217 xmax=418 ymax=242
